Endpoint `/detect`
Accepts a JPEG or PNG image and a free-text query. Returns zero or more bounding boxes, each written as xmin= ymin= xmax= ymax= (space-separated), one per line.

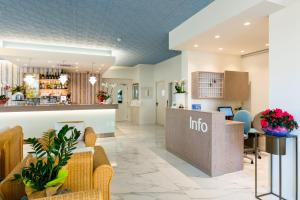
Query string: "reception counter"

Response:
xmin=166 ymin=108 xmax=244 ymax=177
xmin=0 ymin=104 xmax=118 ymax=138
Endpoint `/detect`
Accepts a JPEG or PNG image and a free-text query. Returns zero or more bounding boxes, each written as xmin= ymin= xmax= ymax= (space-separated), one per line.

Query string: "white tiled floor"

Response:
xmin=98 ymin=122 xmax=272 ymax=200
xmin=24 ymin=122 xmax=272 ymax=200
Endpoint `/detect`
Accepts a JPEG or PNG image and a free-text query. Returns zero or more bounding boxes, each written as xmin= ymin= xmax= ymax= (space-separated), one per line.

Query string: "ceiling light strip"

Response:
xmin=1 ymin=40 xmax=112 ymax=56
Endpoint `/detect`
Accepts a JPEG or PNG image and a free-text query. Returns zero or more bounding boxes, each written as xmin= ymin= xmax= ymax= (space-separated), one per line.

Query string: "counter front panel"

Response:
xmin=0 ymin=104 xmax=118 ymax=138
xmin=166 ymin=108 xmax=244 ymax=177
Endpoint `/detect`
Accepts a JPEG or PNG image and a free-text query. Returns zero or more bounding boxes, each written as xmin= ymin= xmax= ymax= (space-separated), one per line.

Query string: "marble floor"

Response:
xmin=96 ymin=122 xmax=272 ymax=200
xmin=24 ymin=122 xmax=272 ymax=200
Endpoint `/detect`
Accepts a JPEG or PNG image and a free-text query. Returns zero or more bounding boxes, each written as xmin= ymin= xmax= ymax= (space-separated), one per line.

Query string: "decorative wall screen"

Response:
xmin=192 ymin=71 xmax=224 ymax=99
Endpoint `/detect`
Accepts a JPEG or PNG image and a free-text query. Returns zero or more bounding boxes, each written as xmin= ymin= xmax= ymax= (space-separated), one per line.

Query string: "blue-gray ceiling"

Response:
xmin=0 ymin=0 xmax=214 ymax=66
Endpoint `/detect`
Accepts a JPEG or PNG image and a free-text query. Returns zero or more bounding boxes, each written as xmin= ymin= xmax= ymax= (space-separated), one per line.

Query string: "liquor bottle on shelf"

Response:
xmin=41 ymin=73 xmax=45 ymax=79
xmin=46 ymin=72 xmax=49 ymax=79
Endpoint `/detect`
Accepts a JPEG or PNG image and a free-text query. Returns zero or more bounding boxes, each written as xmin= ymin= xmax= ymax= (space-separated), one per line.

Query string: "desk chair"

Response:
xmin=233 ymin=110 xmax=254 ymax=164
xmin=249 ymin=112 xmax=263 ymax=159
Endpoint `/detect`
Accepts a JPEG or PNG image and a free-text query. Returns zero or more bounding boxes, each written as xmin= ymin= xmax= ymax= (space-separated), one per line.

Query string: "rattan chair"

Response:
xmin=0 ymin=126 xmax=23 ymax=181
xmin=84 ymin=127 xmax=97 ymax=147
xmin=0 ymin=146 xmax=114 ymax=200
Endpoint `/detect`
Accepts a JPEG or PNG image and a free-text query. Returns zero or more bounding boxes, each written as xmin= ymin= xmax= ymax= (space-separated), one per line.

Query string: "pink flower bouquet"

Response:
xmin=261 ymin=108 xmax=298 ymax=137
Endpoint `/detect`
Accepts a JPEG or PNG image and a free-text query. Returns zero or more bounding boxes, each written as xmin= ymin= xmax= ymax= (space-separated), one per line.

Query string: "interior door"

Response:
xmin=156 ymin=81 xmax=166 ymax=126
xmin=113 ymin=84 xmax=129 ymax=121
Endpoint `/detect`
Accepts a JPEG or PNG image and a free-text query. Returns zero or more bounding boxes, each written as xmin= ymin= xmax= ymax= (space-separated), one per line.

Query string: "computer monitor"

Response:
xmin=218 ymin=106 xmax=234 ymax=119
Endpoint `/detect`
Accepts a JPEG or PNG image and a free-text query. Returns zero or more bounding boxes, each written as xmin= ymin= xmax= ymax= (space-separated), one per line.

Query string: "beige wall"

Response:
xmin=241 ymin=52 xmax=269 ymax=116
xmin=184 ymin=51 xmax=243 ymax=112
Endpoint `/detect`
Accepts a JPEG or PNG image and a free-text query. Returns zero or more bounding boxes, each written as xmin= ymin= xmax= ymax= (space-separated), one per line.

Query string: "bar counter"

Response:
xmin=0 ymin=104 xmax=118 ymax=138
xmin=166 ymin=108 xmax=244 ymax=177
xmin=0 ymin=104 xmax=118 ymax=112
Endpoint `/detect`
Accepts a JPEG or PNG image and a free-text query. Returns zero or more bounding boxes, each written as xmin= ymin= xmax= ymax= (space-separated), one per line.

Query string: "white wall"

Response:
xmin=269 ymin=1 xmax=300 ymax=199
xmin=136 ymin=64 xmax=156 ymax=124
xmin=154 ymin=55 xmax=182 ymax=83
xmin=184 ymin=51 xmax=244 ymax=111
xmin=241 ymin=52 xmax=269 ymax=115
xmin=102 ymin=66 xmax=138 ymax=81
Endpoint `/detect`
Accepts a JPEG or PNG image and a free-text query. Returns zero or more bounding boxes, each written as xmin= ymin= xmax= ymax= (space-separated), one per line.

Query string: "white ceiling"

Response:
xmin=178 ymin=16 xmax=269 ymax=55
xmin=169 ymin=0 xmax=285 ymax=56
xmin=0 ymin=47 xmax=115 ymax=73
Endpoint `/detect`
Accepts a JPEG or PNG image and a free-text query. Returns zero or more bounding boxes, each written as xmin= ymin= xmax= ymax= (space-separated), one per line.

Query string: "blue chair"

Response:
xmin=233 ymin=110 xmax=254 ymax=164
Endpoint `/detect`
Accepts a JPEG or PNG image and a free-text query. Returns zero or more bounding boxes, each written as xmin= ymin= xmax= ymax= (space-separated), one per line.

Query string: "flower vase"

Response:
xmin=174 ymin=93 xmax=186 ymax=108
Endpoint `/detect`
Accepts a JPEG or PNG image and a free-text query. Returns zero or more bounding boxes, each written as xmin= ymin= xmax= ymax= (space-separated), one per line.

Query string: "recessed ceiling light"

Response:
xmin=214 ymin=35 xmax=220 ymax=39
xmin=218 ymin=47 xmax=223 ymax=51
xmin=243 ymin=22 xmax=251 ymax=26
xmin=193 ymin=44 xmax=199 ymax=48
xmin=266 ymin=43 xmax=269 ymax=47
xmin=117 ymin=38 xmax=122 ymax=42
xmin=240 ymin=50 xmax=245 ymax=53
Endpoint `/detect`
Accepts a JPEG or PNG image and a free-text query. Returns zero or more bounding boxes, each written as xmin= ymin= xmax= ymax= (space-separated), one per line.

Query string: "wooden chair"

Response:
xmin=0 ymin=126 xmax=23 ymax=180
xmin=0 ymin=146 xmax=114 ymax=200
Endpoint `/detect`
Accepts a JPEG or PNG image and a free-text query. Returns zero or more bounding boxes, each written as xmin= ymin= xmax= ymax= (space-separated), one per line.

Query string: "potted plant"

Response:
xmin=174 ymin=80 xmax=186 ymax=108
xmin=97 ymin=90 xmax=110 ymax=104
xmin=13 ymin=125 xmax=80 ymax=198
xmin=0 ymin=95 xmax=9 ymax=105
xmin=11 ymin=84 xmax=26 ymax=100
xmin=261 ymin=108 xmax=298 ymax=137
xmin=97 ymin=83 xmax=116 ymax=104
xmin=261 ymin=108 xmax=298 ymax=155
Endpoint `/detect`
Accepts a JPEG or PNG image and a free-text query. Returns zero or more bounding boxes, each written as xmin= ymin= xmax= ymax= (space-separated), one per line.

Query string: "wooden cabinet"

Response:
xmin=224 ymin=71 xmax=249 ymax=101
xmin=192 ymin=70 xmax=249 ymax=101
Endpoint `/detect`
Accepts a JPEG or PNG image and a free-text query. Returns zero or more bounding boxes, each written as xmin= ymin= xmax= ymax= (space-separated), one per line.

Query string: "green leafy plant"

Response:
xmin=11 ymin=84 xmax=26 ymax=94
xmin=13 ymin=125 xmax=80 ymax=191
xmin=174 ymin=80 xmax=186 ymax=93
xmin=0 ymin=95 xmax=8 ymax=100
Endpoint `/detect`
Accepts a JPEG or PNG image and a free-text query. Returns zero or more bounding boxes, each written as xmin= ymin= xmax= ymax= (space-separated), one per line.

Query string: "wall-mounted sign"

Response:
xmin=189 ymin=116 xmax=208 ymax=134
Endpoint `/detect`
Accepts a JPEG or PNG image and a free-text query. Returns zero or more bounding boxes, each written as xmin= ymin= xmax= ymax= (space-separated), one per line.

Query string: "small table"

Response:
xmin=255 ymin=133 xmax=298 ymax=200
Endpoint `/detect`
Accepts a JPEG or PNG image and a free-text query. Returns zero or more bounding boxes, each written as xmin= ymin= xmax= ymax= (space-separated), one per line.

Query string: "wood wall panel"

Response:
xmin=0 ymin=61 xmax=102 ymax=104
xmin=69 ymin=72 xmax=101 ymax=104
xmin=0 ymin=61 xmax=60 ymax=94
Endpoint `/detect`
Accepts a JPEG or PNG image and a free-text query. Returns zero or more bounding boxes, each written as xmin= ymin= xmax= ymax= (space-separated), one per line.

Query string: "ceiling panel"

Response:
xmin=0 ymin=0 xmax=214 ymax=66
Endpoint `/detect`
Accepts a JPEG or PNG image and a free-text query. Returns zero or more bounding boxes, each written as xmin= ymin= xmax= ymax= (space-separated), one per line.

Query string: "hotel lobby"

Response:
xmin=0 ymin=0 xmax=299 ymax=199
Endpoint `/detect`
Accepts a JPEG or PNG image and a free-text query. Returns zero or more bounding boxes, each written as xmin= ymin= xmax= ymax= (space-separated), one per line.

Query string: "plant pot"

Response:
xmin=263 ymin=127 xmax=290 ymax=137
xmin=174 ymin=93 xmax=186 ymax=108
xmin=0 ymin=98 xmax=9 ymax=105
xmin=26 ymin=184 xmax=62 ymax=199
xmin=265 ymin=136 xmax=286 ymax=155
xmin=25 ymin=168 xmax=68 ymax=199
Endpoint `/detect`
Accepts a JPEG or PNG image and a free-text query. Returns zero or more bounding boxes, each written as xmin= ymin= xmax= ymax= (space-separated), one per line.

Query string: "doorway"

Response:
xmin=113 ymin=83 xmax=129 ymax=121
xmin=156 ymin=81 xmax=167 ymax=126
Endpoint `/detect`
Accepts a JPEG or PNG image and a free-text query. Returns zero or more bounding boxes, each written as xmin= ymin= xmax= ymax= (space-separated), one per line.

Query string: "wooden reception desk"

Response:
xmin=165 ymin=108 xmax=244 ymax=177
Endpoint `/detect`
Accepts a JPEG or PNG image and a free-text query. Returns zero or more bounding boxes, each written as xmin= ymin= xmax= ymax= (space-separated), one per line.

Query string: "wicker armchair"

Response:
xmin=84 ymin=127 xmax=97 ymax=147
xmin=0 ymin=146 xmax=114 ymax=200
xmin=0 ymin=126 xmax=23 ymax=181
